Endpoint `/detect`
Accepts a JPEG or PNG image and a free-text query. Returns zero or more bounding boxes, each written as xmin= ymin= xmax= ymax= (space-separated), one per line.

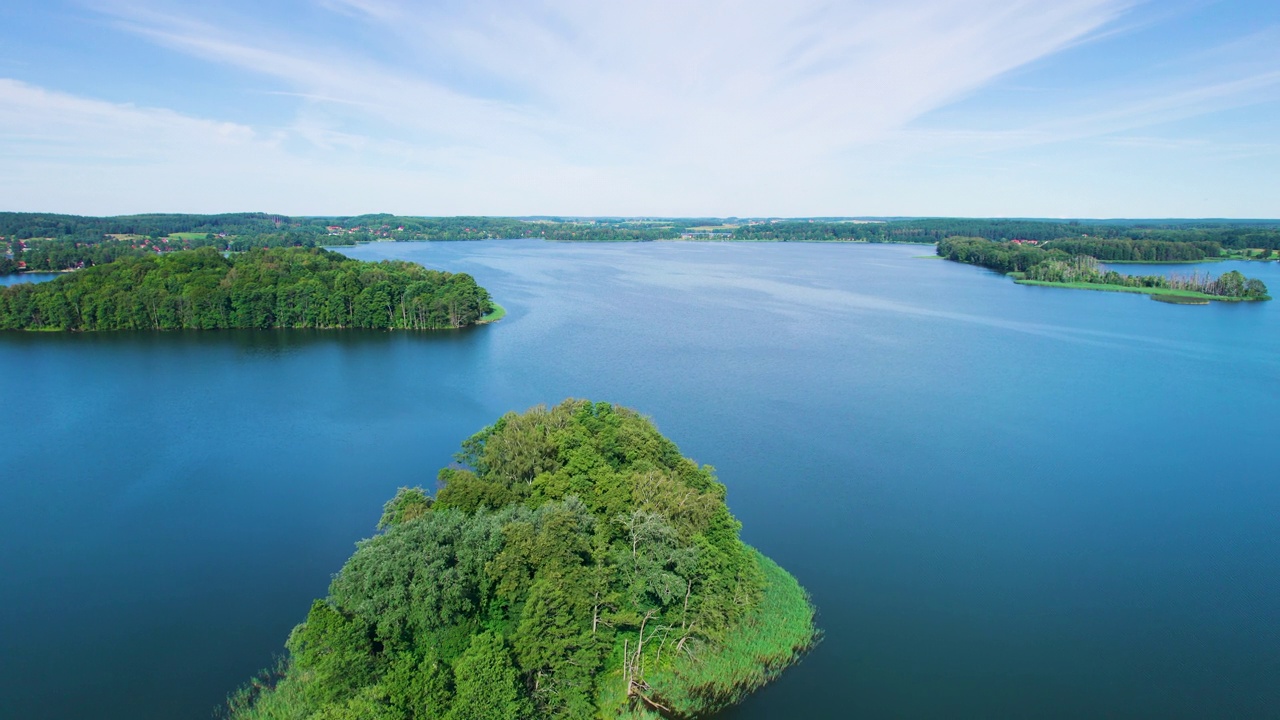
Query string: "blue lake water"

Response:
xmin=0 ymin=272 xmax=62 ymax=286
xmin=2 ymin=242 xmax=1278 ymax=719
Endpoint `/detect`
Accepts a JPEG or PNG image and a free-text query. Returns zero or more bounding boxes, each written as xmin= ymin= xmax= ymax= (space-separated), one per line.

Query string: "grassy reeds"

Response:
xmin=646 ymin=550 xmax=818 ymax=716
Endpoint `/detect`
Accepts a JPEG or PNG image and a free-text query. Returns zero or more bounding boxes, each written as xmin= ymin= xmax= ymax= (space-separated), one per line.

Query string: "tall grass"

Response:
xmin=646 ymin=549 xmax=818 ymax=716
xmin=221 ymin=658 xmax=310 ymax=720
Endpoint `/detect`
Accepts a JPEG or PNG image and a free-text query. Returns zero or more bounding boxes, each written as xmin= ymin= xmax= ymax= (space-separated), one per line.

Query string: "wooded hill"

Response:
xmin=0 ymin=247 xmax=494 ymax=331
xmin=225 ymin=400 xmax=818 ymax=720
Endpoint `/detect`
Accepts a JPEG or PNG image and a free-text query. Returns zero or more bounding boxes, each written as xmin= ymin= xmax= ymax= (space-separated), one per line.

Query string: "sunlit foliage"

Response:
xmin=938 ymin=237 xmax=1269 ymax=300
xmin=224 ymin=400 xmax=817 ymax=720
xmin=0 ymin=247 xmax=493 ymax=330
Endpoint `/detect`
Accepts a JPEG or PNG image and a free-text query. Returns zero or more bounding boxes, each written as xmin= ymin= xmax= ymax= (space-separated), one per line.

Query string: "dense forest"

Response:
xmin=1 ymin=213 xmax=352 ymax=274
xmin=0 ymin=247 xmax=494 ymax=330
xmin=937 ymin=237 xmax=1270 ymax=300
xmin=1022 ymin=256 xmax=1269 ymax=298
xmin=224 ymin=400 xmax=818 ymax=720
xmin=728 ymin=218 xmax=1280 ymax=250
xmin=1040 ymin=238 xmax=1221 ymax=262
xmin=0 ymin=213 xmax=677 ymax=273
xmin=5 ymin=212 xmax=1280 ymax=274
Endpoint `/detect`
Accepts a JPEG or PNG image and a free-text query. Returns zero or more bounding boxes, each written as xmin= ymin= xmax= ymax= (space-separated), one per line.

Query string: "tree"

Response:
xmin=444 ymin=632 xmax=531 ymax=720
xmin=512 ymin=568 xmax=603 ymax=718
xmin=228 ymin=400 xmax=816 ymax=720
xmin=1218 ymin=270 xmax=1246 ymax=297
xmin=378 ymin=487 xmax=433 ymax=529
xmin=0 ymin=247 xmax=496 ymax=331
xmin=286 ymin=601 xmax=380 ymax=708
xmin=383 ymin=650 xmax=453 ymax=720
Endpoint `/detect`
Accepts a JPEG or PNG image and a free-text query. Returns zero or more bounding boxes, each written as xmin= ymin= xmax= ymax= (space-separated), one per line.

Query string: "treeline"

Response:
xmin=731 ymin=221 xmax=921 ymax=243
xmin=386 ymin=216 xmax=679 ymax=242
xmin=2 ymin=212 xmax=357 ymax=274
xmin=897 ymin=218 xmax=1280 ymax=249
xmin=936 ymin=236 xmax=1054 ymax=274
xmin=7 ymin=212 xmax=1280 ymax=275
xmin=0 ymin=247 xmax=494 ymax=331
xmin=10 ymin=233 xmax=295 ymax=274
xmin=0 ymin=213 xmax=685 ymax=273
xmin=6 ymin=212 xmax=1280 ymax=247
xmin=225 ymin=401 xmax=817 ymax=720
xmin=1116 ymin=224 xmax=1280 ymax=251
xmin=1025 ymin=256 xmax=1269 ymax=298
xmin=1042 ymin=238 xmax=1220 ymax=262
xmin=0 ymin=211 xmax=290 ymax=240
xmin=734 ymin=218 xmax=1110 ymax=244
xmin=938 ymin=237 xmax=1270 ymax=300
xmin=735 ymin=218 xmax=1280 ymax=250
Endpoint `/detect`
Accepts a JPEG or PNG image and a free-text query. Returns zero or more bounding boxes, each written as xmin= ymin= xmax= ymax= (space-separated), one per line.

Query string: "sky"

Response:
xmin=1 ymin=0 xmax=1278 ymax=218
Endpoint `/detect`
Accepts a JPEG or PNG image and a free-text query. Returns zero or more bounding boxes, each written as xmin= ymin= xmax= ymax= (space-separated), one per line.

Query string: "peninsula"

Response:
xmin=0 ymin=247 xmax=495 ymax=331
xmin=225 ymin=400 xmax=818 ymax=720
xmin=937 ymin=237 xmax=1270 ymax=302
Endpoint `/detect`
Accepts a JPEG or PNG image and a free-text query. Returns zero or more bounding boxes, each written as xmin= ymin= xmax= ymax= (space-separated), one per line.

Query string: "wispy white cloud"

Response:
xmin=105 ymin=10 xmax=538 ymax=148
xmin=0 ymin=78 xmax=263 ymax=161
xmin=4 ymin=0 xmax=1276 ymax=215
xmin=899 ymin=73 xmax=1280 ymax=155
xmin=0 ymin=78 xmax=289 ymax=212
xmin=0 ymin=76 xmax=605 ymax=214
xmin=897 ymin=24 xmax=1280 ymax=157
xmin=80 ymin=1 xmax=1134 ymax=193
xmin=292 ymin=0 xmax=1138 ymax=162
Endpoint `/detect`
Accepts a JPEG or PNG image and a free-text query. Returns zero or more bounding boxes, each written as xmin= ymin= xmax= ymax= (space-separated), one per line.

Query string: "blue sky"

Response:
xmin=1 ymin=0 xmax=1277 ymax=217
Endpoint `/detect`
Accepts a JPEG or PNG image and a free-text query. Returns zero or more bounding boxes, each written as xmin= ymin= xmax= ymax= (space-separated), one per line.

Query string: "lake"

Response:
xmin=0 ymin=272 xmax=63 ymax=286
xmin=2 ymin=242 xmax=1278 ymax=719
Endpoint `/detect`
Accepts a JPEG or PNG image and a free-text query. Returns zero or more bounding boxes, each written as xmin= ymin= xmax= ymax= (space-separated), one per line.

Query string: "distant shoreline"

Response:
xmin=1013 ymin=278 xmax=1267 ymax=303
xmin=1101 ymin=258 xmax=1226 ymax=265
xmin=647 ymin=238 xmax=934 ymax=245
xmin=1104 ymin=256 xmax=1273 ymax=265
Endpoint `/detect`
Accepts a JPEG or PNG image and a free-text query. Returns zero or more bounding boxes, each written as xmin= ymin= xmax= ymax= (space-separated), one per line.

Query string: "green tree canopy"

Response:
xmin=0 ymin=247 xmax=494 ymax=330
xmin=224 ymin=400 xmax=817 ymax=720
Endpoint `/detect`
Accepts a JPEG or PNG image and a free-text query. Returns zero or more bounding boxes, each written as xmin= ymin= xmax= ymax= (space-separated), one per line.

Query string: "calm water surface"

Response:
xmin=0 ymin=272 xmax=61 ymax=286
xmin=2 ymin=242 xmax=1278 ymax=719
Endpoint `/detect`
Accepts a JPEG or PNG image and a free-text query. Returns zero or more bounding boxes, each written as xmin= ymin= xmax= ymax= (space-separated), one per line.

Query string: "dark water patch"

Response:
xmin=1151 ymin=294 xmax=1210 ymax=305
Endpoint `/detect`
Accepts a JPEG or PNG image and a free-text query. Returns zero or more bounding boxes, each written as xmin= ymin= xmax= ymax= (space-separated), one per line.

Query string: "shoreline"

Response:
xmin=1013 ymin=278 xmax=1269 ymax=302
xmin=477 ymin=302 xmax=507 ymax=324
xmin=1104 ymin=256 xmax=1277 ymax=265
xmin=1101 ymin=258 xmax=1227 ymax=265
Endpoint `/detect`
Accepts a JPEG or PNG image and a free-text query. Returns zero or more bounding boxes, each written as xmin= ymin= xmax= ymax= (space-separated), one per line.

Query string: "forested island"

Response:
xmin=224 ymin=400 xmax=817 ymax=720
xmin=937 ymin=237 xmax=1270 ymax=302
xmin=4 ymin=212 xmax=1279 ymax=274
xmin=0 ymin=247 xmax=495 ymax=331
